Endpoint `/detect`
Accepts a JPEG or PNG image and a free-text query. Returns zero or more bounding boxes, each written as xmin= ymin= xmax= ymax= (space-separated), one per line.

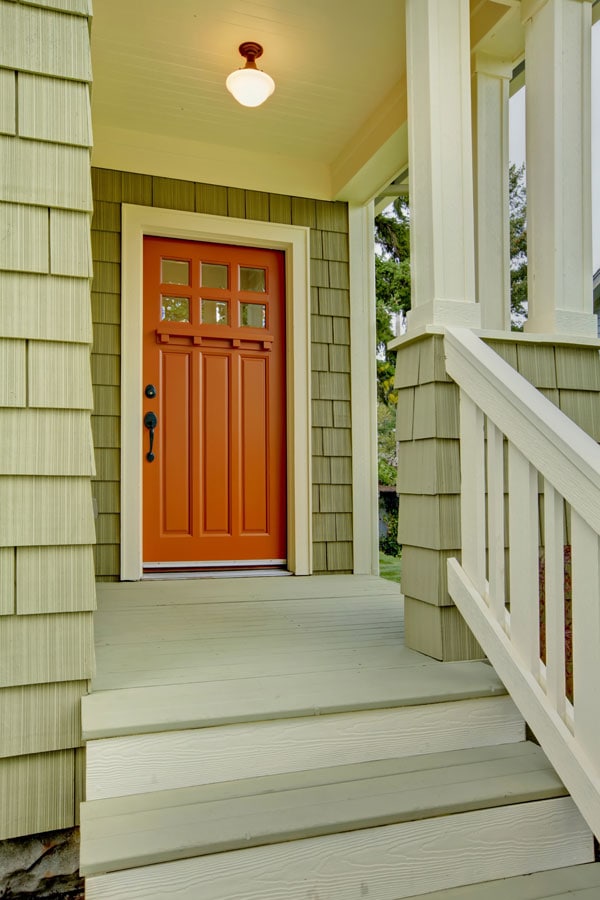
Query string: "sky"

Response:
xmin=509 ymin=20 xmax=600 ymax=272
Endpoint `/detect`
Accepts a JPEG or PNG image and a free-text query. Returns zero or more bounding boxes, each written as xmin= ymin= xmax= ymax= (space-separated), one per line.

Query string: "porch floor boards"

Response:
xmin=85 ymin=575 xmax=506 ymax=740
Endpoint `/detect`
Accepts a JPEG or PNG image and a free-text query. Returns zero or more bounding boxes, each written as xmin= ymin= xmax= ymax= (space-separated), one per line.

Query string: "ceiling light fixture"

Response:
xmin=226 ymin=42 xmax=275 ymax=108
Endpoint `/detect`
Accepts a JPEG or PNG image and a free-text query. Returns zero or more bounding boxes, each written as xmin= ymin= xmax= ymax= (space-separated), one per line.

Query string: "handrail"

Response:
xmin=445 ymin=326 xmax=600 ymax=840
xmin=444 ymin=328 xmax=600 ymax=534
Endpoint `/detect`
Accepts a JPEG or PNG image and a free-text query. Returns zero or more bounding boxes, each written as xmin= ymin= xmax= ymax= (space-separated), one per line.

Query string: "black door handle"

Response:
xmin=144 ymin=411 xmax=157 ymax=462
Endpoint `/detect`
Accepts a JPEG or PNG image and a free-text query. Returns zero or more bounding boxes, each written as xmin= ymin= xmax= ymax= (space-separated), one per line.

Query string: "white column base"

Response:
xmin=408 ymin=299 xmax=482 ymax=331
xmin=525 ymin=308 xmax=598 ymax=339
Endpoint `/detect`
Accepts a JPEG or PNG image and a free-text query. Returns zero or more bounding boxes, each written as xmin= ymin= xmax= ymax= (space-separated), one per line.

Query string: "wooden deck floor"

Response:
xmin=92 ymin=575 xmax=417 ymax=692
xmin=86 ymin=575 xmax=508 ymax=741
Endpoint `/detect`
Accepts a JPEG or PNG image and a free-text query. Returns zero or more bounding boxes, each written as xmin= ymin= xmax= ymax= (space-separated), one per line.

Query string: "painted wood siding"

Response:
xmin=395 ymin=334 xmax=600 ymax=662
xmin=91 ymin=169 xmax=352 ymax=577
xmin=0 ymin=0 xmax=95 ymax=840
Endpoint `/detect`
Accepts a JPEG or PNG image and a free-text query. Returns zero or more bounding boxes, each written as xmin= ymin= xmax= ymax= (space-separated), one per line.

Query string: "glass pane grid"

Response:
xmin=240 ymin=302 xmax=267 ymax=328
xmin=240 ymin=266 xmax=266 ymax=292
xmin=161 ymin=258 xmax=190 ymax=285
xmin=202 ymin=263 xmax=229 ymax=290
xmin=161 ymin=296 xmax=190 ymax=322
xmin=201 ymin=299 xmax=229 ymax=325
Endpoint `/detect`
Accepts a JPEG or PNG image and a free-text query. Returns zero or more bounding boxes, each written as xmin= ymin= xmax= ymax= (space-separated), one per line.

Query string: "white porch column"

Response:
xmin=523 ymin=0 xmax=596 ymax=337
xmin=405 ymin=0 xmax=480 ymax=331
xmin=472 ymin=53 xmax=512 ymax=331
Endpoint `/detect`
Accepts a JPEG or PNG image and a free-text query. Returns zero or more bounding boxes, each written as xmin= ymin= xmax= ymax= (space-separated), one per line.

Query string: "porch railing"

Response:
xmin=445 ymin=327 xmax=600 ymax=839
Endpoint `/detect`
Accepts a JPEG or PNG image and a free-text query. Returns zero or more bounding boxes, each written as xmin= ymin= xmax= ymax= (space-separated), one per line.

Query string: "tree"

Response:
xmin=509 ymin=163 xmax=528 ymax=329
xmin=374 ymin=198 xmax=411 ymax=405
xmin=374 ymin=199 xmax=410 ymax=557
xmin=377 ymin=400 xmax=397 ymax=487
xmin=374 ymin=178 xmax=527 ymax=554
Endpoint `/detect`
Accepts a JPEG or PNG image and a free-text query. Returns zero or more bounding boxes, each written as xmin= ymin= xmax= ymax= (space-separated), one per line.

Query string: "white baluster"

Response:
xmin=508 ymin=443 xmax=540 ymax=675
xmin=543 ymin=481 xmax=566 ymax=719
xmin=571 ymin=510 xmax=600 ymax=760
xmin=460 ymin=392 xmax=486 ymax=596
xmin=486 ymin=421 xmax=506 ymax=624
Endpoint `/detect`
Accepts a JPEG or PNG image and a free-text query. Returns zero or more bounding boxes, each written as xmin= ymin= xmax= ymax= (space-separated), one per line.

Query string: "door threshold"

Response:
xmin=142 ymin=569 xmax=293 ymax=581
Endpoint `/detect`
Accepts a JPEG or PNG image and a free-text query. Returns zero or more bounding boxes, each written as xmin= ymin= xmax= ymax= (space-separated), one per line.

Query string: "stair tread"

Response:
xmin=80 ymin=740 xmax=566 ymax=876
xmin=81 ymin=659 xmax=506 ymax=739
xmin=402 ymin=862 xmax=600 ymax=899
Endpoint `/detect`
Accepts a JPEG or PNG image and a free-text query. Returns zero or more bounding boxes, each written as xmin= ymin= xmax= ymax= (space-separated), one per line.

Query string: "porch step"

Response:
xmin=80 ymin=741 xmax=567 ymax=876
xmin=82 ymin=743 xmax=593 ymax=899
xmin=85 ymin=693 xmax=524 ymax=801
xmin=81 ymin=659 xmax=507 ymax=739
xmin=402 ymin=862 xmax=600 ymax=899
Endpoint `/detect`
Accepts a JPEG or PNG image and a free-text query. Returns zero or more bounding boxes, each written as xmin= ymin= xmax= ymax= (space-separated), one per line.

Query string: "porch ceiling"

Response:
xmin=91 ymin=0 xmax=524 ymax=202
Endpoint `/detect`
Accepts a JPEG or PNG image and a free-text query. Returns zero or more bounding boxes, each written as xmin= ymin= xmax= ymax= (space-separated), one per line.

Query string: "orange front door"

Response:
xmin=142 ymin=237 xmax=286 ymax=567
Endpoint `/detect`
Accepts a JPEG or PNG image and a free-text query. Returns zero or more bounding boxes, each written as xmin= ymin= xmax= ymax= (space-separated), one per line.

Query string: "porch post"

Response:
xmin=405 ymin=0 xmax=480 ymax=331
xmin=396 ymin=0 xmax=484 ymax=661
xmin=472 ymin=53 xmax=512 ymax=332
xmin=522 ymin=0 xmax=596 ymax=337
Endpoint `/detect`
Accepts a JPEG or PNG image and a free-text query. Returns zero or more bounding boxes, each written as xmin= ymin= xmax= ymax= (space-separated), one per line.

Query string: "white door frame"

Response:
xmin=120 ymin=204 xmax=312 ymax=580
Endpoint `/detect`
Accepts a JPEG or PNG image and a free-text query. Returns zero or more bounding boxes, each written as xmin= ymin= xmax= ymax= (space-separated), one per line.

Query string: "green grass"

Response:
xmin=379 ymin=551 xmax=401 ymax=583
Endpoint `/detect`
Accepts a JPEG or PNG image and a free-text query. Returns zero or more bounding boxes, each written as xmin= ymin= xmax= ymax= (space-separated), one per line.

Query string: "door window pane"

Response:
xmin=240 ymin=302 xmax=267 ymax=328
xmin=161 ymin=259 xmax=190 ymax=285
xmin=240 ymin=266 xmax=266 ymax=292
xmin=201 ymin=299 xmax=229 ymax=325
xmin=161 ymin=296 xmax=190 ymax=322
xmin=201 ymin=263 xmax=228 ymax=289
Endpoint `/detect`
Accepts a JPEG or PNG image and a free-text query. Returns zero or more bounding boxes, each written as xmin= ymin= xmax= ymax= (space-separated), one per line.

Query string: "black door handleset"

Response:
xmin=144 ymin=385 xmax=158 ymax=462
xmin=144 ymin=411 xmax=157 ymax=462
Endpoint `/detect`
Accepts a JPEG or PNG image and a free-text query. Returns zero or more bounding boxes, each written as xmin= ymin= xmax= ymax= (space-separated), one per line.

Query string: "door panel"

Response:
xmin=202 ymin=353 xmax=230 ymax=535
xmin=162 ymin=350 xmax=191 ymax=535
xmin=241 ymin=355 xmax=268 ymax=534
xmin=142 ymin=237 xmax=286 ymax=566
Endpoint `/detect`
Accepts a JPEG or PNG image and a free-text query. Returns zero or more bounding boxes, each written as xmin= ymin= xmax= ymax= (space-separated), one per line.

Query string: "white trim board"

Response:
xmin=120 ymin=205 xmax=312 ymax=580
xmin=349 ymin=203 xmax=379 ymax=574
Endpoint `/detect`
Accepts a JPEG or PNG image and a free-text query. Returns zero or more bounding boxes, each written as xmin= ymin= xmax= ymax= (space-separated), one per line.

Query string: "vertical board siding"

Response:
xmin=0 ymin=68 xmax=16 ymax=136
xmin=19 ymin=0 xmax=92 ymax=12
xmin=0 ymin=612 xmax=94 ymax=687
xmin=91 ymin=169 xmax=352 ymax=577
xmin=0 ymin=273 xmax=92 ymax=342
xmin=28 ymin=341 xmax=94 ymax=409
xmin=18 ymin=74 xmax=92 ymax=146
xmin=0 ymin=135 xmax=92 ymax=210
xmin=0 ymin=681 xmax=87 ymax=757
xmin=50 ymin=209 xmax=93 ymax=277
xmin=396 ymin=336 xmax=490 ymax=660
xmin=0 ymin=749 xmax=76 ymax=841
xmin=0 ymin=547 xmax=15 ymax=615
xmin=0 ymin=409 xmax=95 ymax=475
xmin=333 ymin=401 xmax=351 ymax=430
xmin=0 ymin=0 xmax=94 ymax=838
xmin=16 ymin=546 xmax=96 ymax=614
xmin=0 ymin=2 xmax=92 ymax=81
xmin=153 ymin=176 xmax=195 ymax=211
xmin=0 ymin=202 xmax=48 ymax=273
xmin=554 ymin=346 xmax=600 ymax=390
xmin=0 ymin=338 xmax=26 ymax=406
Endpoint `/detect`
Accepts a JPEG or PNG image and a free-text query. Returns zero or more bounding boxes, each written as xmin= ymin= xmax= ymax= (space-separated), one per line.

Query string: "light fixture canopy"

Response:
xmin=226 ymin=41 xmax=275 ymax=108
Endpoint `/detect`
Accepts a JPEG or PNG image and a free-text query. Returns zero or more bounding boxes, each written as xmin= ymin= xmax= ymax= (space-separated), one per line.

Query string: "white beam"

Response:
xmin=522 ymin=0 xmax=596 ymax=337
xmin=472 ymin=52 xmax=512 ymax=331
xmin=405 ymin=0 xmax=480 ymax=330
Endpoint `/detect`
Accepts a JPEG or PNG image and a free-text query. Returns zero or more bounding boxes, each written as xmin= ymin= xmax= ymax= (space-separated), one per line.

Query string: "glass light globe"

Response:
xmin=226 ymin=68 xmax=275 ymax=108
